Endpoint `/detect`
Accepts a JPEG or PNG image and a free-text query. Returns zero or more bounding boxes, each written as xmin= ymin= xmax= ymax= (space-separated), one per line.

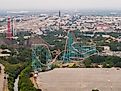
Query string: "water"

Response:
xmin=14 ymin=76 xmax=19 ymax=91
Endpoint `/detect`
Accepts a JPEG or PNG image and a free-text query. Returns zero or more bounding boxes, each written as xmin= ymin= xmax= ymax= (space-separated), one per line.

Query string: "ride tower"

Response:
xmin=11 ymin=17 xmax=16 ymax=37
xmin=6 ymin=17 xmax=13 ymax=39
xmin=6 ymin=16 xmax=16 ymax=40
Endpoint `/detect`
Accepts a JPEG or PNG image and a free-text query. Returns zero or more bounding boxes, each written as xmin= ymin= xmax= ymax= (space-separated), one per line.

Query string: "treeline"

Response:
xmin=0 ymin=46 xmax=33 ymax=91
xmin=0 ymin=59 xmax=28 ymax=91
xmin=85 ymin=55 xmax=121 ymax=68
xmin=18 ymin=64 xmax=40 ymax=91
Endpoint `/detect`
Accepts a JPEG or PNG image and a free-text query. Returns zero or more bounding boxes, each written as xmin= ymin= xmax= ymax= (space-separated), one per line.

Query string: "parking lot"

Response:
xmin=37 ymin=68 xmax=121 ymax=91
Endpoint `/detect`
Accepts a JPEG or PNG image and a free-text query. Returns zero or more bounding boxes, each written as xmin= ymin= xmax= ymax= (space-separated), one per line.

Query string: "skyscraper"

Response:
xmin=59 ymin=10 xmax=61 ymax=17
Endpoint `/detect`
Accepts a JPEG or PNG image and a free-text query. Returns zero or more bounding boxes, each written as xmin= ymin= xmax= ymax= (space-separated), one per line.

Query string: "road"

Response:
xmin=0 ymin=64 xmax=5 ymax=91
xmin=37 ymin=68 xmax=121 ymax=91
xmin=0 ymin=64 xmax=8 ymax=91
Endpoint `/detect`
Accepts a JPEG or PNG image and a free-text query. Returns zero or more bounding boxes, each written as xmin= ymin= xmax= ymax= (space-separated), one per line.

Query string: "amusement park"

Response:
xmin=1 ymin=13 xmax=121 ymax=91
xmin=32 ymin=29 xmax=98 ymax=72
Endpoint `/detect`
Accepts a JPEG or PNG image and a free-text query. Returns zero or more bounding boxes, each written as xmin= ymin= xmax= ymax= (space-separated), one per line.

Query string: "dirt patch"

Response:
xmin=37 ymin=68 xmax=121 ymax=91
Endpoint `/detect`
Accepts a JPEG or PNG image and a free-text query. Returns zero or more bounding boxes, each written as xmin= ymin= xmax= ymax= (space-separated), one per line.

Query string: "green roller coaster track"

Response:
xmin=62 ymin=30 xmax=97 ymax=62
xmin=32 ymin=44 xmax=52 ymax=72
xmin=32 ymin=30 xmax=98 ymax=71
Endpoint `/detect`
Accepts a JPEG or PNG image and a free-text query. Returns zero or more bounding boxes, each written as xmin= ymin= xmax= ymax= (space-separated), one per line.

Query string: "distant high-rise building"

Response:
xmin=59 ymin=10 xmax=61 ymax=30
xmin=59 ymin=10 xmax=61 ymax=17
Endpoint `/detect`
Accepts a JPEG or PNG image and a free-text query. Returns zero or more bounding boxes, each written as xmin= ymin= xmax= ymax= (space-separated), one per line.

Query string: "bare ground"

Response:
xmin=37 ymin=68 xmax=121 ymax=91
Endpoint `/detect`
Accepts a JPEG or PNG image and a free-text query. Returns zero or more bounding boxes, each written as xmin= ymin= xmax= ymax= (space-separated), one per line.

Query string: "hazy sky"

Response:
xmin=0 ymin=0 xmax=121 ymax=10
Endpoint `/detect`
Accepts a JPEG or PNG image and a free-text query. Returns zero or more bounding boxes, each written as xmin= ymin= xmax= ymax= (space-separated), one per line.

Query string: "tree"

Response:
xmin=96 ymin=47 xmax=104 ymax=52
xmin=92 ymin=89 xmax=99 ymax=91
xmin=83 ymin=60 xmax=92 ymax=68
xmin=0 ymin=66 xmax=1 ymax=73
xmin=114 ymin=62 xmax=121 ymax=67
xmin=0 ymin=45 xmax=7 ymax=49
xmin=89 ymin=55 xmax=106 ymax=63
xmin=17 ymin=35 xmax=25 ymax=45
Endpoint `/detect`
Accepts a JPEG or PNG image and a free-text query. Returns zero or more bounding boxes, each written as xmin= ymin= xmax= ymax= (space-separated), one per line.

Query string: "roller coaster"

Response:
xmin=62 ymin=30 xmax=97 ymax=62
xmin=32 ymin=30 xmax=98 ymax=72
xmin=32 ymin=44 xmax=52 ymax=71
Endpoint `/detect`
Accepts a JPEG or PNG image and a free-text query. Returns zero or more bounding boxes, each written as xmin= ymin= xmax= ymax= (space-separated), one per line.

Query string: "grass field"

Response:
xmin=37 ymin=68 xmax=121 ymax=91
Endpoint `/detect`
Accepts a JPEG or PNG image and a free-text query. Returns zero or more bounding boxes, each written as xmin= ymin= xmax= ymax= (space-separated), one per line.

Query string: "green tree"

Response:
xmin=83 ymin=60 xmax=92 ymax=68
xmin=92 ymin=89 xmax=99 ymax=91
xmin=0 ymin=44 xmax=7 ymax=49
xmin=17 ymin=35 xmax=25 ymax=45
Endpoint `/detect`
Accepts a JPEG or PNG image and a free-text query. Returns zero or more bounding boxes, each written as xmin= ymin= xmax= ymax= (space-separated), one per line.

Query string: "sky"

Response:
xmin=0 ymin=0 xmax=121 ymax=10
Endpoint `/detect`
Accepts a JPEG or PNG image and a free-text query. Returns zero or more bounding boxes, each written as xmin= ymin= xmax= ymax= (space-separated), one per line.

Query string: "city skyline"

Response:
xmin=0 ymin=0 xmax=121 ymax=10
